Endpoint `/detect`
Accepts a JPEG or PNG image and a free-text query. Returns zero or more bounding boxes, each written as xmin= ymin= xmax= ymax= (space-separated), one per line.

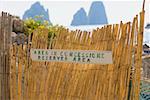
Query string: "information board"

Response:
xmin=31 ymin=49 xmax=113 ymax=64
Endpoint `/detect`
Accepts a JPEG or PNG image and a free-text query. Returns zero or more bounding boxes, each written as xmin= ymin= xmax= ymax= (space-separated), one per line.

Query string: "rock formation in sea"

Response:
xmin=88 ymin=1 xmax=108 ymax=25
xmin=71 ymin=8 xmax=88 ymax=26
xmin=23 ymin=2 xmax=51 ymax=23
xmin=71 ymin=1 xmax=108 ymax=26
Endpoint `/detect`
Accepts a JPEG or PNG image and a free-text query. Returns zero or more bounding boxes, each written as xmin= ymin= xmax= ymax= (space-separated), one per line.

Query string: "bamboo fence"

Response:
xmin=9 ymin=9 xmax=145 ymax=100
xmin=0 ymin=12 xmax=12 ymax=100
xmin=0 ymin=2 xmax=146 ymax=100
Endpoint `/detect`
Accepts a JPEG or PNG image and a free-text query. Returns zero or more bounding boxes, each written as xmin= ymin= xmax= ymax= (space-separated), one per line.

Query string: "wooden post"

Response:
xmin=142 ymin=0 xmax=145 ymax=11
xmin=0 ymin=12 xmax=12 ymax=100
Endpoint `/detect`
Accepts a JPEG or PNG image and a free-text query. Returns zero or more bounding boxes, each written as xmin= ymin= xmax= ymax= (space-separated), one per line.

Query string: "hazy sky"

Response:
xmin=0 ymin=0 xmax=149 ymax=26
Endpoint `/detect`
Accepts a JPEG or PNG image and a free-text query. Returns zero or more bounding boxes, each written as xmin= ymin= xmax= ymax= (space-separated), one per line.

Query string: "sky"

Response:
xmin=0 ymin=0 xmax=149 ymax=26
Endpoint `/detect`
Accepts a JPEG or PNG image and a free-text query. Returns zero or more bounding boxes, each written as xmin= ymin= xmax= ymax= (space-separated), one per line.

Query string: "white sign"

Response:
xmin=31 ymin=49 xmax=113 ymax=64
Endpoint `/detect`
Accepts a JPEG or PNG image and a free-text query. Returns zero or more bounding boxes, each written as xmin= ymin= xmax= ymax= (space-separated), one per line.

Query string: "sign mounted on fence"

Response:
xmin=31 ymin=49 xmax=113 ymax=64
